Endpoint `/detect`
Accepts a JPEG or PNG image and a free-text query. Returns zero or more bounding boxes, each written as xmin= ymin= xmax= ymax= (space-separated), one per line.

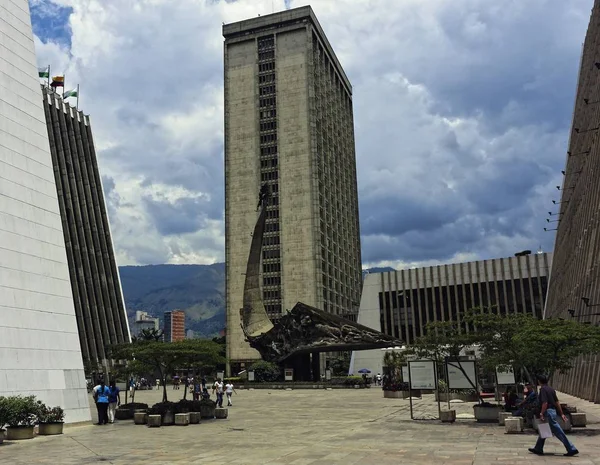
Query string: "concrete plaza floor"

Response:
xmin=1 ymin=388 xmax=600 ymax=465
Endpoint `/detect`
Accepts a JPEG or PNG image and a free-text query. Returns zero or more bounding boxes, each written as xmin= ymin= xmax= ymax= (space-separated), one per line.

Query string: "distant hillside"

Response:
xmin=118 ymin=263 xmax=394 ymax=338
xmin=118 ymin=263 xmax=225 ymax=338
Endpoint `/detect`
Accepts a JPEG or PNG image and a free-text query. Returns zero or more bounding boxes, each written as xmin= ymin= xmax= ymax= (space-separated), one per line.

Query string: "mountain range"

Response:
xmin=118 ymin=264 xmax=394 ymax=338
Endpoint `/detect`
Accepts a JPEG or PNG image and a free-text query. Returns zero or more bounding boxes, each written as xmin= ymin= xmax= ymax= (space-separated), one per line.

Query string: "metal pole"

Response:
xmin=76 ymin=84 xmax=80 ymax=110
xmin=408 ymin=361 xmax=414 ymax=420
xmin=445 ymin=358 xmax=451 ymax=412
xmin=435 ymin=360 xmax=441 ymax=420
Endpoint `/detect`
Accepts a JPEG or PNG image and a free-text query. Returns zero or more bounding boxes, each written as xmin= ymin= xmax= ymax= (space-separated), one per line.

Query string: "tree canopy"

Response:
xmin=408 ymin=308 xmax=600 ymax=393
xmin=110 ymin=339 xmax=225 ymax=402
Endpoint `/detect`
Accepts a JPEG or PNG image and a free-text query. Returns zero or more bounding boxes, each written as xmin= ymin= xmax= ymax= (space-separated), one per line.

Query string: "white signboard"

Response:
xmin=325 ymin=369 xmax=332 ymax=381
xmin=446 ymin=360 xmax=477 ymax=390
xmin=401 ymin=365 xmax=409 ymax=382
xmin=248 ymin=371 xmax=255 ymax=382
xmin=408 ymin=360 xmax=436 ymax=390
xmin=284 ymin=369 xmax=294 ymax=381
xmin=496 ymin=367 xmax=516 ymax=385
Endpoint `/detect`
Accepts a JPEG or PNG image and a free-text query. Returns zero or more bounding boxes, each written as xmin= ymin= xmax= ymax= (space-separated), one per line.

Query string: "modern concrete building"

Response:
xmin=545 ymin=0 xmax=600 ymax=403
xmin=350 ymin=253 xmax=552 ymax=375
xmin=42 ymin=87 xmax=130 ymax=365
xmin=0 ymin=0 xmax=90 ymax=423
xmin=223 ymin=6 xmax=362 ymax=374
xmin=164 ymin=310 xmax=186 ymax=342
xmin=134 ymin=311 xmax=160 ymax=335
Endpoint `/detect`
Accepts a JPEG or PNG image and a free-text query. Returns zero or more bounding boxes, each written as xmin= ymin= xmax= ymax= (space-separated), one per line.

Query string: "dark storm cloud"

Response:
xmin=32 ymin=0 xmax=591 ymax=266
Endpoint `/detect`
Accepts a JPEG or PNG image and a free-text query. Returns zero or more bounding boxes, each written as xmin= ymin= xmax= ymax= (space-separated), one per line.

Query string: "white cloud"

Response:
xmin=32 ymin=0 xmax=592 ymax=268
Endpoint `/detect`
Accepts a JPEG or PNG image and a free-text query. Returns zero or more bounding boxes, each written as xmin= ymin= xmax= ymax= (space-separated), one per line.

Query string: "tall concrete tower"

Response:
xmin=223 ymin=6 xmax=362 ymax=374
xmin=42 ymin=87 xmax=131 ymax=365
xmin=0 ymin=0 xmax=90 ymax=422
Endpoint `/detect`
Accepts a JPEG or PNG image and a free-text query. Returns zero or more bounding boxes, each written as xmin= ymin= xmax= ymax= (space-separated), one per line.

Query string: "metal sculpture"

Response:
xmin=240 ymin=186 xmax=402 ymax=363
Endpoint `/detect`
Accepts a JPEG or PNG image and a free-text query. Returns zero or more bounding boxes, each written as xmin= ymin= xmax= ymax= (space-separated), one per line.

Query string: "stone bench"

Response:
xmin=498 ymin=412 xmax=512 ymax=426
xmin=570 ymin=413 xmax=586 ymax=427
xmin=175 ymin=413 xmax=190 ymax=426
xmin=189 ymin=412 xmax=200 ymax=424
xmin=147 ymin=414 xmax=161 ymax=427
xmin=505 ymin=417 xmax=523 ymax=434
xmin=440 ymin=410 xmax=456 ymax=423
xmin=215 ymin=408 xmax=228 ymax=419
xmin=533 ymin=417 xmax=572 ymax=432
xmin=133 ymin=412 xmax=147 ymax=425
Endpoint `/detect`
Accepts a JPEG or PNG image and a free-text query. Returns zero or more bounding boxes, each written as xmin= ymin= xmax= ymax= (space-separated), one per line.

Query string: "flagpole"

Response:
xmin=62 ymin=73 xmax=65 ymax=99
xmin=47 ymin=65 xmax=50 ymax=88
xmin=76 ymin=84 xmax=80 ymax=110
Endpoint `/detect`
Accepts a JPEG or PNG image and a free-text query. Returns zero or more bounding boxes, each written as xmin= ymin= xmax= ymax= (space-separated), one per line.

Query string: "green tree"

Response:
xmin=329 ymin=352 xmax=351 ymax=376
xmin=110 ymin=339 xmax=225 ymax=402
xmin=465 ymin=310 xmax=600 ymax=386
xmin=248 ymin=360 xmax=281 ymax=382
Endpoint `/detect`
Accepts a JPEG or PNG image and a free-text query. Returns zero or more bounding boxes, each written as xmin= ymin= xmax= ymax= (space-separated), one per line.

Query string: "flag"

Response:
xmin=63 ymin=88 xmax=78 ymax=99
xmin=50 ymin=76 xmax=64 ymax=88
xmin=38 ymin=66 xmax=49 ymax=78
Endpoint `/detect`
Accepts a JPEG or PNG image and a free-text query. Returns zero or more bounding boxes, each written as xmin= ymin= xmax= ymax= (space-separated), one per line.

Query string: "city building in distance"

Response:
xmin=164 ymin=310 xmax=186 ymax=342
xmin=42 ymin=87 xmax=130 ymax=365
xmin=350 ymin=253 xmax=552 ymax=375
xmin=223 ymin=6 xmax=362 ymax=375
xmin=545 ymin=0 xmax=600 ymax=403
xmin=134 ymin=310 xmax=160 ymax=335
xmin=0 ymin=0 xmax=90 ymax=423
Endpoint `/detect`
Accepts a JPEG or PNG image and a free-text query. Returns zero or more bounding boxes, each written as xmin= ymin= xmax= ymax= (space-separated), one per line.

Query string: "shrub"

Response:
xmin=1 ymin=395 xmax=41 ymax=427
xmin=148 ymin=402 xmax=177 ymax=416
xmin=118 ymin=402 xmax=148 ymax=412
xmin=38 ymin=405 xmax=65 ymax=423
xmin=223 ymin=377 xmax=242 ymax=384
xmin=248 ymin=361 xmax=281 ymax=382
xmin=0 ymin=397 xmax=8 ymax=429
xmin=330 ymin=376 xmax=364 ymax=386
xmin=177 ymin=399 xmax=204 ymax=413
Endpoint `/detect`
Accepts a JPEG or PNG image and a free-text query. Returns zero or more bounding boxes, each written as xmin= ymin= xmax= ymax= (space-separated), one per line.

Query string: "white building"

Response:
xmin=350 ymin=253 xmax=552 ymax=376
xmin=0 ymin=0 xmax=90 ymax=423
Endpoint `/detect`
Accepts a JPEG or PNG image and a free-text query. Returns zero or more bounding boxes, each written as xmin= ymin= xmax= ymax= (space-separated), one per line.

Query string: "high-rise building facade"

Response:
xmin=164 ymin=310 xmax=186 ymax=342
xmin=0 ymin=0 xmax=90 ymax=423
xmin=134 ymin=310 xmax=160 ymax=335
xmin=545 ymin=0 xmax=600 ymax=403
xmin=351 ymin=254 xmax=552 ymax=375
xmin=223 ymin=7 xmax=362 ymax=371
xmin=42 ymin=87 xmax=130 ymax=364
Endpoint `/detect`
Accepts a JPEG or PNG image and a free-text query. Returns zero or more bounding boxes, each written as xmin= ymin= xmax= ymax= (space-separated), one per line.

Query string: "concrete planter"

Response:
xmin=147 ymin=415 xmax=161 ymax=427
xmin=473 ymin=405 xmax=503 ymax=423
xmin=134 ymin=412 xmax=148 ymax=425
xmin=189 ymin=412 xmax=201 ymax=424
xmin=6 ymin=426 xmax=35 ymax=440
xmin=38 ymin=423 xmax=64 ymax=435
xmin=215 ymin=408 xmax=228 ymax=419
xmin=175 ymin=413 xmax=190 ymax=426
xmin=440 ymin=410 xmax=456 ymax=423
xmin=532 ymin=416 xmax=572 ymax=432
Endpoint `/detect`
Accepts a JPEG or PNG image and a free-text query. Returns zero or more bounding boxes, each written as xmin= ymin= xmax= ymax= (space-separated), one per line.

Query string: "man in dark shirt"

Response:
xmin=529 ymin=375 xmax=578 ymax=457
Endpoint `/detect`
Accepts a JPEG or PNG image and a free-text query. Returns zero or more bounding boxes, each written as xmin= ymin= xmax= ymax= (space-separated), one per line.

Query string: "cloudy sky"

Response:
xmin=30 ymin=0 xmax=591 ymax=269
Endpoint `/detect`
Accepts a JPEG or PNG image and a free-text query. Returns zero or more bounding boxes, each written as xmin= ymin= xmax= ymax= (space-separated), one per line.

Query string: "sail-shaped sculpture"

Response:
xmin=240 ymin=187 xmax=402 ymax=363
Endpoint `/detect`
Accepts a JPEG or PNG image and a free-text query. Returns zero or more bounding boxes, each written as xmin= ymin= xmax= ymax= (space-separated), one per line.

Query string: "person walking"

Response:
xmin=213 ymin=378 xmax=224 ymax=408
xmin=93 ymin=380 xmax=110 ymax=425
xmin=528 ymin=375 xmax=578 ymax=457
xmin=107 ymin=380 xmax=121 ymax=423
xmin=225 ymin=381 xmax=237 ymax=406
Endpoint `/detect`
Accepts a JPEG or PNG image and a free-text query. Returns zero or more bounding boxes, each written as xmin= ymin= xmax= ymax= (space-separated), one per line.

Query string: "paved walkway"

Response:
xmin=1 ymin=388 xmax=599 ymax=465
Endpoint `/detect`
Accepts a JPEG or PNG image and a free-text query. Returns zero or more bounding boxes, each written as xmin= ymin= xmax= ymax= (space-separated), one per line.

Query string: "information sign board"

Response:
xmin=496 ymin=366 xmax=516 ymax=385
xmin=408 ymin=360 xmax=436 ymax=389
xmin=446 ymin=360 xmax=477 ymax=390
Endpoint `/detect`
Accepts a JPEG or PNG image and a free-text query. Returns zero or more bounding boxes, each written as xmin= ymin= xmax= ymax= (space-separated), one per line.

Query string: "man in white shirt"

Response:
xmin=213 ymin=378 xmax=224 ymax=407
xmin=225 ymin=382 xmax=237 ymax=406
